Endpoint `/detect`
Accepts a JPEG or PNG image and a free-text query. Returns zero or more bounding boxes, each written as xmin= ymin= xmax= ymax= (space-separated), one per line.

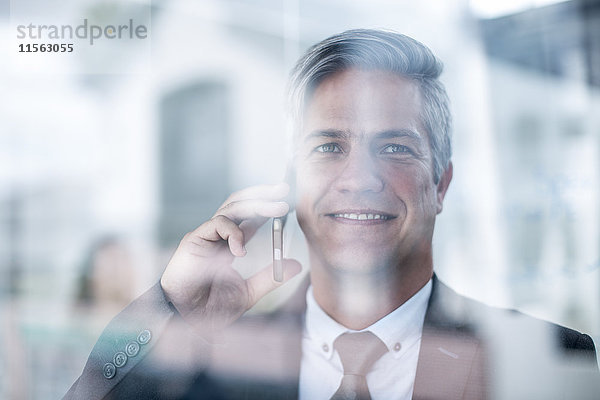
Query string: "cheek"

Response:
xmin=295 ymin=161 xmax=331 ymax=198
xmin=294 ymin=185 xmax=320 ymax=241
xmin=387 ymin=165 xmax=436 ymax=209
xmin=294 ymin=163 xmax=333 ymax=224
xmin=294 ymin=167 xmax=316 ymax=220
xmin=414 ymin=175 xmax=438 ymax=214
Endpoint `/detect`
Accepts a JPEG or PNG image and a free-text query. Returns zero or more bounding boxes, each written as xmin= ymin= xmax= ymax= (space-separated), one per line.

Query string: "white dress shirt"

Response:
xmin=298 ymin=279 xmax=432 ymax=400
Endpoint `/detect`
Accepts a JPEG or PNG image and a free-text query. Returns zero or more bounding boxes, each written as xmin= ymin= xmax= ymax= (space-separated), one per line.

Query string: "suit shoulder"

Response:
xmin=554 ymin=325 xmax=595 ymax=350
xmin=479 ymin=304 xmax=595 ymax=352
xmin=432 ymin=278 xmax=597 ymax=357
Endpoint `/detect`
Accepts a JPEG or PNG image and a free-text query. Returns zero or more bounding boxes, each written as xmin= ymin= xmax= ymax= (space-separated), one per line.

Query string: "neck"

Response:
xmin=310 ymin=252 xmax=433 ymax=330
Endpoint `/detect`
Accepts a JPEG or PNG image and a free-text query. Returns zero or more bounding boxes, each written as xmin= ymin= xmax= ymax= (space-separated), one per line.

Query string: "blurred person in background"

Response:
xmin=74 ymin=236 xmax=137 ymax=315
xmin=64 ymin=29 xmax=599 ymax=399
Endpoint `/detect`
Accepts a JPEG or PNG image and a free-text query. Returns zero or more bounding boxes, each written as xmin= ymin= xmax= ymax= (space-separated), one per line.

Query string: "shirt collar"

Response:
xmin=304 ymin=279 xmax=432 ymax=360
xmin=304 ymin=286 xmax=348 ymax=360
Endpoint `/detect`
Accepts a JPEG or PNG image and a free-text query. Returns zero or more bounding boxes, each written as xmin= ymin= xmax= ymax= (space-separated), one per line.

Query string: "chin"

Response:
xmin=321 ymin=246 xmax=394 ymax=274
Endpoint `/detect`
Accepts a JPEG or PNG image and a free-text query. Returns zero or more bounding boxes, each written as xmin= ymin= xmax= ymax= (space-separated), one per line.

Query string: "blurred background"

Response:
xmin=1 ymin=0 xmax=599 ymax=398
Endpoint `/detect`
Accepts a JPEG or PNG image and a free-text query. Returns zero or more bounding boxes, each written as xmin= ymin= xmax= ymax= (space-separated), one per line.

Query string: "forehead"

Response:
xmin=302 ymin=68 xmax=425 ymax=140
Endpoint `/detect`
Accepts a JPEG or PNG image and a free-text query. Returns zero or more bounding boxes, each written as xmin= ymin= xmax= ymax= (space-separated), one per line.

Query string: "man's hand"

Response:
xmin=160 ymin=183 xmax=302 ymax=337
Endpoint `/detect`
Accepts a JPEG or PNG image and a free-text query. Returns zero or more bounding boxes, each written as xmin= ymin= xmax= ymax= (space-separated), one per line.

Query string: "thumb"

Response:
xmin=246 ymin=259 xmax=302 ymax=307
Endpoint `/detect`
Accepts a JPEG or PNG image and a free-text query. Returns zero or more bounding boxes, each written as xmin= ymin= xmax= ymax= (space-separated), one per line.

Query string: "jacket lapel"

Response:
xmin=412 ymin=275 xmax=488 ymax=400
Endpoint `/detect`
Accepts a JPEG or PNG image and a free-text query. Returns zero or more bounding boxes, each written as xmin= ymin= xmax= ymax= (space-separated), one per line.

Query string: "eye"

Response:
xmin=315 ymin=143 xmax=342 ymax=153
xmin=381 ymin=144 xmax=411 ymax=154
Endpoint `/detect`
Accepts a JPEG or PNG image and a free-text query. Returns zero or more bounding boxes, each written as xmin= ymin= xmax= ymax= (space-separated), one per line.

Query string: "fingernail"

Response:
xmin=276 ymin=202 xmax=290 ymax=213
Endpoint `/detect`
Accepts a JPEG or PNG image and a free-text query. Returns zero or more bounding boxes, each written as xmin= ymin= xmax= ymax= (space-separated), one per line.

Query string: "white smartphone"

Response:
xmin=272 ymin=216 xmax=286 ymax=282
xmin=272 ymin=167 xmax=295 ymax=282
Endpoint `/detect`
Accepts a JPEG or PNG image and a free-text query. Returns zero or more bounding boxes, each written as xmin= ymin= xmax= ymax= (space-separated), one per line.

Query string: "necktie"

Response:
xmin=330 ymin=331 xmax=388 ymax=400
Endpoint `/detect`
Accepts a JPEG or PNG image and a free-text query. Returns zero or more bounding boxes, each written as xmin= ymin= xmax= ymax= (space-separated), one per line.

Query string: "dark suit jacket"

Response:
xmin=64 ymin=275 xmax=599 ymax=399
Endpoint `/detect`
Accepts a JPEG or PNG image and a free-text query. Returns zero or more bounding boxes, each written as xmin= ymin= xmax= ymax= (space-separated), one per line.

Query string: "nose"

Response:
xmin=332 ymin=149 xmax=384 ymax=193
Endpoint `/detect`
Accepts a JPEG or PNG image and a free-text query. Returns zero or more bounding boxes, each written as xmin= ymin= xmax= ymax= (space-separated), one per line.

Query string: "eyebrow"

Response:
xmin=304 ymin=129 xmax=424 ymax=142
xmin=304 ymin=129 xmax=349 ymax=142
xmin=375 ymin=129 xmax=424 ymax=142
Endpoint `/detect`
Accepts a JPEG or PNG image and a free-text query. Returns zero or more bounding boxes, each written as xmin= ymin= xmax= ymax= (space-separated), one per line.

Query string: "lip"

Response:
xmin=325 ymin=209 xmax=397 ymax=224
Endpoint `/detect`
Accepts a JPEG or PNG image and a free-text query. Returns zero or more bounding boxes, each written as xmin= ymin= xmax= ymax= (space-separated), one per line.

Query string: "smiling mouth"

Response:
xmin=327 ymin=211 xmax=396 ymax=221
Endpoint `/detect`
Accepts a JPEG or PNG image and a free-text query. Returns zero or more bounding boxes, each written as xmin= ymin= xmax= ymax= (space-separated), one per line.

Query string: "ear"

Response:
xmin=435 ymin=161 xmax=453 ymax=214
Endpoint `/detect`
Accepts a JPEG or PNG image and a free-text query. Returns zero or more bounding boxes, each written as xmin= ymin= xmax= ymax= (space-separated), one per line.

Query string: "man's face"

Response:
xmin=294 ymin=68 xmax=450 ymax=273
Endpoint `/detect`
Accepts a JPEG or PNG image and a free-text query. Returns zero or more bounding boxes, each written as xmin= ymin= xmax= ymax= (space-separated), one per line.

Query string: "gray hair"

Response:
xmin=288 ymin=29 xmax=452 ymax=183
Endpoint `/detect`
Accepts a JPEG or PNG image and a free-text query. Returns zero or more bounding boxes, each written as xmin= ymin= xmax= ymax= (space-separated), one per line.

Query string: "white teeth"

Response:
xmin=334 ymin=213 xmax=389 ymax=220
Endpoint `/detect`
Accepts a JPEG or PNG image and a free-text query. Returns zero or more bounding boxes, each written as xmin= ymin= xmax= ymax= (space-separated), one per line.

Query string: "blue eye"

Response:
xmin=381 ymin=144 xmax=411 ymax=154
xmin=316 ymin=143 xmax=342 ymax=153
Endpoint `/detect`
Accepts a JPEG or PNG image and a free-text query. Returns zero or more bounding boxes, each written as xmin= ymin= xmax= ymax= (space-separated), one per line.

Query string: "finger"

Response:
xmin=239 ymin=217 xmax=269 ymax=242
xmin=191 ymin=215 xmax=247 ymax=257
xmin=215 ymin=199 xmax=289 ymax=223
xmin=221 ymin=183 xmax=289 ymax=207
xmin=246 ymin=259 xmax=303 ymax=308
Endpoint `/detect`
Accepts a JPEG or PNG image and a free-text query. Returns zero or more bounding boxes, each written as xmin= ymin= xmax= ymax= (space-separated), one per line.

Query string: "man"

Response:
xmin=65 ymin=29 xmax=599 ymax=399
